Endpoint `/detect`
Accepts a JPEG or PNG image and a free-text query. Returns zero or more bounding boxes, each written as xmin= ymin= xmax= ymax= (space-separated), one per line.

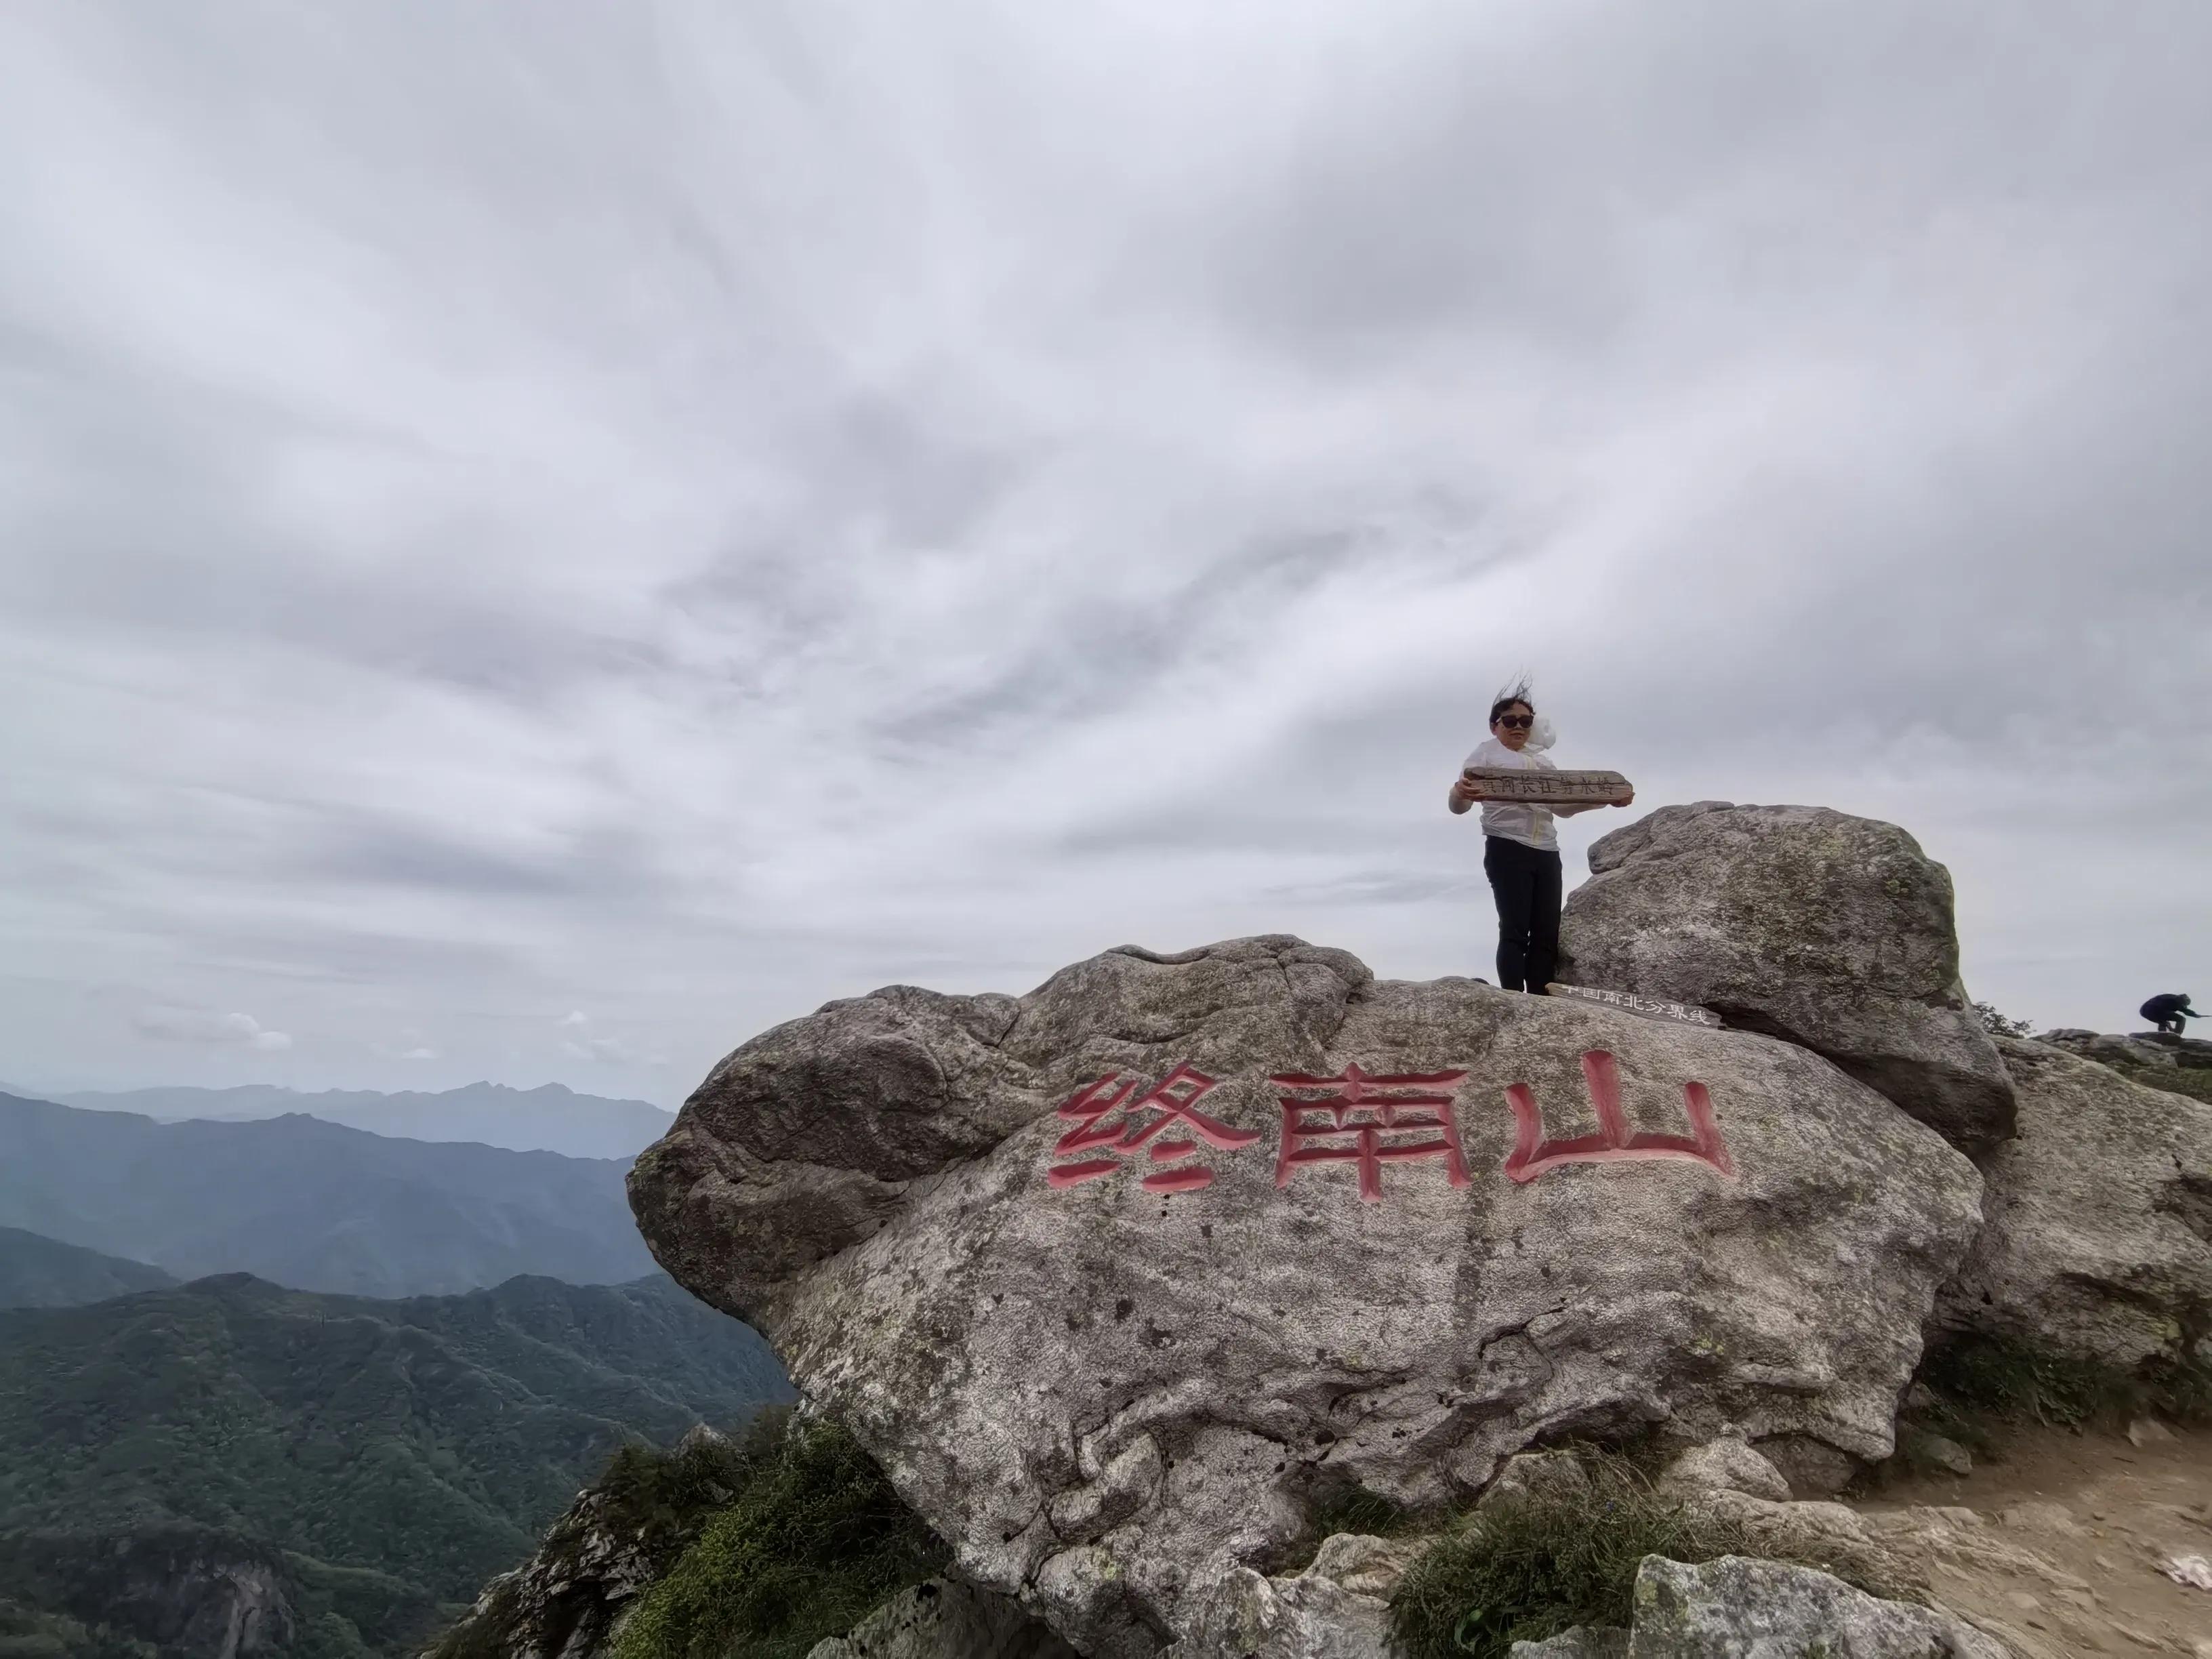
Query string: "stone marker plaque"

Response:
xmin=1547 ymin=981 xmax=1723 ymax=1028
xmin=1462 ymin=766 xmax=1633 ymax=806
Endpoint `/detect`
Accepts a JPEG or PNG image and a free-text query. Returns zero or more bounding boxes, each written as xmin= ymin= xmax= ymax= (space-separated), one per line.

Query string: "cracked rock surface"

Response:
xmin=630 ymin=936 xmax=1984 ymax=1656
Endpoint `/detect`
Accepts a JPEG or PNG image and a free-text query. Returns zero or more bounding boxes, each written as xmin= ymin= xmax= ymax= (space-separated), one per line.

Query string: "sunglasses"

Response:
xmin=1494 ymin=714 xmax=1534 ymax=729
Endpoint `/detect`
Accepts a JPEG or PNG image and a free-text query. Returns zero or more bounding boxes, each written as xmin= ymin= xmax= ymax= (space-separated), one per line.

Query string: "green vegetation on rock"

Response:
xmin=428 ymin=1425 xmax=774 ymax=1659
xmin=2100 ymin=1059 xmax=2212 ymax=1107
xmin=607 ymin=1412 xmax=947 ymax=1659
xmin=1915 ymin=1332 xmax=2211 ymax=1445
xmin=1387 ymin=1451 xmax=1879 ymax=1659
xmin=2038 ymin=1031 xmax=2212 ymax=1107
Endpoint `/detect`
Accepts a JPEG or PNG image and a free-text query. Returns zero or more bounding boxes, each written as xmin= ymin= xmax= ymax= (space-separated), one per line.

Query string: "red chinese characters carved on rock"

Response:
xmin=1046 ymin=1061 xmax=1264 ymax=1193
xmin=1042 ymin=1050 xmax=1735 ymax=1197
xmin=1502 ymin=1049 xmax=1734 ymax=1184
xmin=1270 ymin=1064 xmax=1472 ymax=1202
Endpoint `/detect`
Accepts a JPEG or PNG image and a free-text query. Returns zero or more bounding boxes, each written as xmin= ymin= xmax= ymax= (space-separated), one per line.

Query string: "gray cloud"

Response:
xmin=134 ymin=1008 xmax=292 ymax=1052
xmin=2 ymin=1 xmax=2207 ymax=1105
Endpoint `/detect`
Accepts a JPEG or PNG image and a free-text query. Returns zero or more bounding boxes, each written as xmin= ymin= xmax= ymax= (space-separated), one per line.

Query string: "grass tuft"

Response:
xmin=608 ymin=1412 xmax=947 ymax=1659
xmin=1387 ymin=1450 xmax=1873 ymax=1659
xmin=1917 ymin=1334 xmax=2211 ymax=1443
xmin=1309 ymin=1484 xmax=1418 ymax=1541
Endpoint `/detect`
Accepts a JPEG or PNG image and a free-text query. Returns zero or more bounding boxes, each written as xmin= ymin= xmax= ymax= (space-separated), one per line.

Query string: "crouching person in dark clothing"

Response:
xmin=2142 ymin=991 xmax=2201 ymax=1036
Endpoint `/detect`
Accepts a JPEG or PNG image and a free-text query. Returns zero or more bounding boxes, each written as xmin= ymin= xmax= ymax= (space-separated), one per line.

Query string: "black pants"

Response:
xmin=2158 ymin=1016 xmax=2187 ymax=1036
xmin=1484 ymin=835 xmax=1562 ymax=994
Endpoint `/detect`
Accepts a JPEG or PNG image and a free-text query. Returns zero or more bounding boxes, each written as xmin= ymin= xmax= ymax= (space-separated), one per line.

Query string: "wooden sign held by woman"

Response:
xmin=1458 ymin=766 xmax=1634 ymax=807
xmin=1447 ymin=680 xmax=1635 ymax=996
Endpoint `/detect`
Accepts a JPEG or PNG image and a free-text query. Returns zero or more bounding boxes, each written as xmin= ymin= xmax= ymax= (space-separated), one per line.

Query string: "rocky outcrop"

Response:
xmin=1557 ymin=804 xmax=2015 ymax=1151
xmin=2040 ymin=1029 xmax=2212 ymax=1105
xmin=1937 ymin=1035 xmax=2212 ymax=1372
xmin=1155 ymin=1554 xmax=1395 ymax=1659
xmin=0 ymin=1529 xmax=298 ymax=1659
xmin=425 ymin=1425 xmax=750 ymax=1659
xmin=631 ymin=935 xmax=1985 ymax=1655
xmin=1623 ymin=1555 xmax=2007 ymax=1657
xmin=1654 ymin=1437 xmax=1792 ymax=1504
xmin=806 ymin=1576 xmax=1079 ymax=1659
xmin=432 ymin=1482 xmax=664 ymax=1659
xmin=1156 ymin=1532 xmax=1422 ymax=1658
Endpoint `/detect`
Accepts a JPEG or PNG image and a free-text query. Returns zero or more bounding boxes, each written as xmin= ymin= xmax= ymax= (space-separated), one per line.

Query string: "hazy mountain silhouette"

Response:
xmin=54 ymin=1080 xmax=676 ymax=1160
xmin=0 ymin=1226 xmax=179 ymax=1309
xmin=0 ymin=1091 xmax=657 ymax=1298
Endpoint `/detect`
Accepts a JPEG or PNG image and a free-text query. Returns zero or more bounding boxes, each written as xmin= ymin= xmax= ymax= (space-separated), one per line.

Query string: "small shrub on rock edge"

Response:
xmin=609 ymin=1414 xmax=947 ymax=1659
xmin=1971 ymin=1002 xmax=2036 ymax=1039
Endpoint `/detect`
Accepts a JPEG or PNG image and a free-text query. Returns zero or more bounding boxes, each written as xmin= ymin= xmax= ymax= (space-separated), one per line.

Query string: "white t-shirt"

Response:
xmin=1463 ymin=737 xmax=1558 ymax=851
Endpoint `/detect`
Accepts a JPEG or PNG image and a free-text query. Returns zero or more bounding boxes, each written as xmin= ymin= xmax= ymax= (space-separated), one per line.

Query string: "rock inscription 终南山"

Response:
xmin=629 ymin=935 xmax=1984 ymax=1657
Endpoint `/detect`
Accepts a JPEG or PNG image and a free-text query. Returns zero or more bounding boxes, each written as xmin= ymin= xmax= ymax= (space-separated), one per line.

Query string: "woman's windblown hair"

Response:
xmin=1487 ymin=674 xmax=1554 ymax=752
xmin=1487 ymin=675 xmax=1535 ymax=726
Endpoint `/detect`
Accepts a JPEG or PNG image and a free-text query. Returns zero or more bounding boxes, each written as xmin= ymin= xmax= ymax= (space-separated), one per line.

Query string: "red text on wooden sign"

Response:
xmin=1501 ymin=1049 xmax=1734 ymax=1183
xmin=1046 ymin=1061 xmax=1263 ymax=1193
xmin=1269 ymin=1064 xmax=1473 ymax=1202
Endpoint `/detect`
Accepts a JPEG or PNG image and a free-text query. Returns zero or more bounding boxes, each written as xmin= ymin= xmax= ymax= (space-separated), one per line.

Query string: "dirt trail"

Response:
xmin=1853 ymin=1421 xmax=2212 ymax=1656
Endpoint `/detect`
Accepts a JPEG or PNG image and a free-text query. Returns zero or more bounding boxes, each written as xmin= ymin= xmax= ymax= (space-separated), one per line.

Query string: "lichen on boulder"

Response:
xmin=1557 ymin=803 xmax=2015 ymax=1152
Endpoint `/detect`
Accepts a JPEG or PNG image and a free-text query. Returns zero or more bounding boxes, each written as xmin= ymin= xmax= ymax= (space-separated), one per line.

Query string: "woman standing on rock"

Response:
xmin=1448 ymin=682 xmax=1631 ymax=994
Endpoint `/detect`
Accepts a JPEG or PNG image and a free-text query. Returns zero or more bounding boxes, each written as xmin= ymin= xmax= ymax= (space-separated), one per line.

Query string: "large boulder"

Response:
xmin=1557 ymin=803 xmax=2016 ymax=1153
xmin=1937 ymin=1035 xmax=2212 ymax=1372
xmin=630 ymin=937 xmax=1984 ymax=1657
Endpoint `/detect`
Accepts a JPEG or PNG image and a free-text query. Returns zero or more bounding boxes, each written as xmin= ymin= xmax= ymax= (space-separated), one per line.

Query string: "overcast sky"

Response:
xmin=3 ymin=1 xmax=2207 ymax=1108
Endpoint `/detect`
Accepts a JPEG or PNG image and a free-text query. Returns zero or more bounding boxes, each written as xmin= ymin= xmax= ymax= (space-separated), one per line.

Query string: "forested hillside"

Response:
xmin=0 ymin=1271 xmax=792 ymax=1658
xmin=0 ymin=1225 xmax=178 ymax=1308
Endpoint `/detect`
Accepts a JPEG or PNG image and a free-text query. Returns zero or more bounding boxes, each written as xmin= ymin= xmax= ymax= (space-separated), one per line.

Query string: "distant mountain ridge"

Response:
xmin=52 ymin=1080 xmax=676 ymax=1160
xmin=0 ymin=1269 xmax=792 ymax=1658
xmin=0 ymin=1091 xmax=657 ymax=1298
xmin=0 ymin=1226 xmax=179 ymax=1309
